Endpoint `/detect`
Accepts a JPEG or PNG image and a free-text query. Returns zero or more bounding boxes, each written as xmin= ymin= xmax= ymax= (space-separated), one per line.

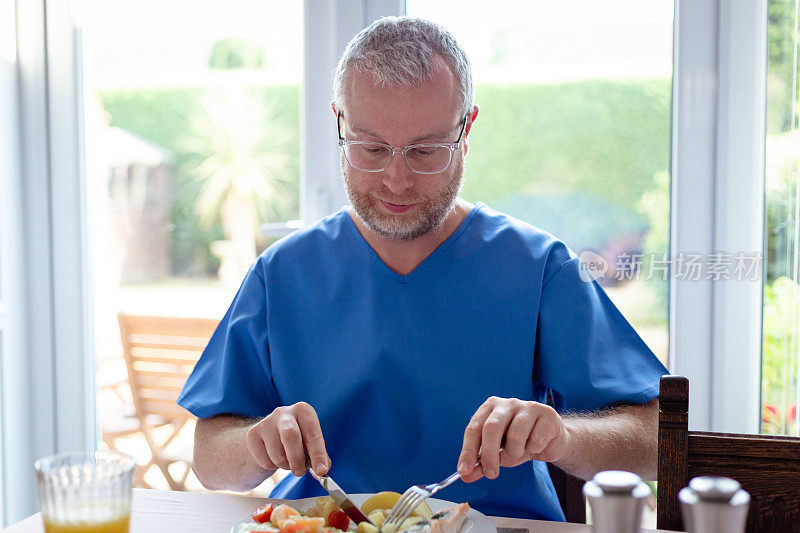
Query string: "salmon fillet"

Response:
xmin=403 ymin=503 xmax=470 ymax=533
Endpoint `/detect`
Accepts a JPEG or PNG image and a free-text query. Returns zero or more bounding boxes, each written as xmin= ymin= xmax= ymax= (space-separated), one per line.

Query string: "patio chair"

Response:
xmin=657 ymin=374 xmax=800 ymax=531
xmin=117 ymin=312 xmax=219 ymax=491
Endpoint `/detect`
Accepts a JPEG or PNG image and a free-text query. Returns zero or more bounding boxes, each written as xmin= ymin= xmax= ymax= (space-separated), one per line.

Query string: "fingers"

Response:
xmin=247 ymin=402 xmax=329 ymax=478
xmin=264 ymin=419 xmax=288 ymax=469
xmin=459 ymin=398 xmax=566 ymax=482
xmin=296 ymin=403 xmax=331 ymax=475
xmin=277 ymin=413 xmax=306 ymax=476
xmin=528 ymin=407 xmax=567 ymax=463
xmin=499 ymin=405 xmax=536 ymax=466
xmin=458 ymin=399 xmax=495 ymax=480
xmin=479 ymin=401 xmax=516 ymax=479
xmin=246 ymin=422 xmax=277 ymax=470
xmin=460 ymin=462 xmax=485 ymax=483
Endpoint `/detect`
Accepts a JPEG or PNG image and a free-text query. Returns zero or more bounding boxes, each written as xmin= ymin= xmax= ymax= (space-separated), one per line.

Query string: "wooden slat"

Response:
xmin=128 ymin=332 xmax=211 ymax=344
xmin=135 ymin=365 xmax=195 ymax=383
xmin=130 ymin=348 xmax=204 ymax=361
xmin=142 ymin=400 xmax=191 ymax=416
xmin=130 ymin=352 xmax=200 ymax=367
xmin=657 ymin=375 xmax=800 ymax=532
xmin=116 ymin=312 xmax=219 ymax=491
xmin=129 ymin=340 xmax=208 ymax=351
xmin=137 ymin=380 xmax=183 ymax=392
xmin=132 ymin=374 xmax=188 ymax=388
xmin=122 ymin=314 xmax=218 ymax=337
xmin=690 ymin=433 xmax=800 ymax=459
xmin=138 ymin=392 xmax=183 ymax=403
xmin=657 ymin=375 xmax=688 ymax=532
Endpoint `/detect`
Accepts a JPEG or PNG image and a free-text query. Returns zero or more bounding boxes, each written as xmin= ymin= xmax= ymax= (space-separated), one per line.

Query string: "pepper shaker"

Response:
xmin=583 ymin=470 xmax=650 ymax=533
xmin=679 ymin=476 xmax=750 ymax=533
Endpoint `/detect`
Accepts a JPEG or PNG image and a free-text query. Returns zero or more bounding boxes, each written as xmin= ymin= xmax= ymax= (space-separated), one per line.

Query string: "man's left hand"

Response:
xmin=456 ymin=396 xmax=569 ymax=482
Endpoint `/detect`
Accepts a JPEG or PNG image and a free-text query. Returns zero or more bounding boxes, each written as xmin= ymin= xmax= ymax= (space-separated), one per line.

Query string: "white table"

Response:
xmin=3 ymin=488 xmax=679 ymax=532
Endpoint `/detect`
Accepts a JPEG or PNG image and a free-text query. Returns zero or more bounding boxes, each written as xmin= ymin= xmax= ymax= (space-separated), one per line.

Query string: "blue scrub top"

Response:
xmin=178 ymin=203 xmax=667 ymax=521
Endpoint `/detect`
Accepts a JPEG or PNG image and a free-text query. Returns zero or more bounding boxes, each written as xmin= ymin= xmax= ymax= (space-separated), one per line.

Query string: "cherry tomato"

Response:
xmin=327 ymin=510 xmax=350 ymax=531
xmin=251 ymin=503 xmax=274 ymax=523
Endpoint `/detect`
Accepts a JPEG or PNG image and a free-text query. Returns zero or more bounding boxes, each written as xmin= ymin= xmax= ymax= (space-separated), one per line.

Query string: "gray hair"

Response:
xmin=333 ymin=16 xmax=474 ymax=117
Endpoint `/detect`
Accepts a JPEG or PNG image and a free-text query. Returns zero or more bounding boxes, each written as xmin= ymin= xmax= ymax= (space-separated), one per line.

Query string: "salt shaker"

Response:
xmin=583 ymin=470 xmax=650 ymax=533
xmin=679 ymin=476 xmax=750 ymax=533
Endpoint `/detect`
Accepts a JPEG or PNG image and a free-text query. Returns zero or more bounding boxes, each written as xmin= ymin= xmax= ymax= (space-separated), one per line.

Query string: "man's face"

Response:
xmin=339 ymin=60 xmax=469 ymax=240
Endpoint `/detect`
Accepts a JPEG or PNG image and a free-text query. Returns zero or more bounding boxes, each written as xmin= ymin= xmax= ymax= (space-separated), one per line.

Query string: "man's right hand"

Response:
xmin=246 ymin=401 xmax=331 ymax=478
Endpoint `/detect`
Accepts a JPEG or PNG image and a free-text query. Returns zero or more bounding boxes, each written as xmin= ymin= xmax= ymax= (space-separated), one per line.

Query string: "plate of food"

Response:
xmin=232 ymin=491 xmax=495 ymax=533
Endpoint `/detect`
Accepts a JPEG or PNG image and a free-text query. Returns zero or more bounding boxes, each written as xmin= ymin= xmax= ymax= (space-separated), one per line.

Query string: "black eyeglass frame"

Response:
xmin=336 ymin=111 xmax=469 ymax=174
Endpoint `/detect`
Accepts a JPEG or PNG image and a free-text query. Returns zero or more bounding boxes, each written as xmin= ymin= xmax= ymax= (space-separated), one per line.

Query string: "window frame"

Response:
xmin=4 ymin=0 xmax=406 ymax=524
xmin=670 ymin=0 xmax=766 ymax=433
xmin=301 ymin=0 xmax=404 ymax=224
xmin=0 ymin=0 xmax=15 ymax=522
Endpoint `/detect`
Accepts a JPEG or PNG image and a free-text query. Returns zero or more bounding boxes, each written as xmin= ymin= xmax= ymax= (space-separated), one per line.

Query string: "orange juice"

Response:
xmin=43 ymin=513 xmax=129 ymax=533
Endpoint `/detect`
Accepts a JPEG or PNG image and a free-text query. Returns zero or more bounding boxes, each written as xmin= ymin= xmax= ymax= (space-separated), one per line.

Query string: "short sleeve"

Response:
xmin=533 ymin=258 xmax=667 ymax=412
xmin=177 ymin=264 xmax=281 ymax=419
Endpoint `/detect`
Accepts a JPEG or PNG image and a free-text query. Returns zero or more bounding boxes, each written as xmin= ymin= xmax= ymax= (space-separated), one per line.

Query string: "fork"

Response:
xmin=383 ymin=463 xmax=474 ymax=531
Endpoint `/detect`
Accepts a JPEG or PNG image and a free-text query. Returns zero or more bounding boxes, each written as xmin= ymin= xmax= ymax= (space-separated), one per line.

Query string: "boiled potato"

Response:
xmin=399 ymin=516 xmax=425 ymax=529
xmin=367 ymin=510 xmax=387 ymax=528
xmin=360 ymin=492 xmax=433 ymax=521
xmin=358 ymin=521 xmax=380 ymax=533
xmin=361 ymin=492 xmax=402 ymax=516
xmin=412 ymin=501 xmax=432 ymax=520
xmin=306 ymin=496 xmax=335 ymax=518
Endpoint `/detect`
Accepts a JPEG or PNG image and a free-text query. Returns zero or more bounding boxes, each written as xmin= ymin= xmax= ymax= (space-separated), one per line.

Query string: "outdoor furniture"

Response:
xmin=116 ymin=312 xmax=219 ymax=491
xmin=657 ymin=374 xmax=800 ymax=532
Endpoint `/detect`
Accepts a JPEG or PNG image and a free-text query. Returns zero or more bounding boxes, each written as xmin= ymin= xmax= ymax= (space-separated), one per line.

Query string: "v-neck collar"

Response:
xmin=344 ymin=203 xmax=485 ymax=283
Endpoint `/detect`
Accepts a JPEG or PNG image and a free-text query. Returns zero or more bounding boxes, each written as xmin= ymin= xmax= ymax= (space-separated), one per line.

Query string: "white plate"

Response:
xmin=231 ymin=494 xmax=496 ymax=533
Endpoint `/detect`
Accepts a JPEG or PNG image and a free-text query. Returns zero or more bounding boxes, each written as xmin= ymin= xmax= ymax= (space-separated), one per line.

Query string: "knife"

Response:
xmin=307 ymin=466 xmax=375 ymax=526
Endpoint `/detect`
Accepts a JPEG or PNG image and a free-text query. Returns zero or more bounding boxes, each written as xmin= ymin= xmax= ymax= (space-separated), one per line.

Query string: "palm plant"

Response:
xmin=181 ymin=87 xmax=293 ymax=282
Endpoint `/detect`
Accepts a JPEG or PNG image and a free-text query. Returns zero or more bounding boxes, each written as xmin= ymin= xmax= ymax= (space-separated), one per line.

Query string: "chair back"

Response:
xmin=547 ymin=463 xmax=587 ymax=523
xmin=118 ymin=312 xmax=218 ymax=425
xmin=657 ymin=374 xmax=800 ymax=531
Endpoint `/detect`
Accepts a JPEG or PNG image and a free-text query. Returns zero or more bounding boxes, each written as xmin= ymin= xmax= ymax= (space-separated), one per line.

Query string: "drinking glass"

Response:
xmin=34 ymin=451 xmax=135 ymax=533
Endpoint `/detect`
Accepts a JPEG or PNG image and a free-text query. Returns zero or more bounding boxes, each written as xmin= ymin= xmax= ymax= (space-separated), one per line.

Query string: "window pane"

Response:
xmin=761 ymin=0 xmax=800 ymax=436
xmin=79 ymin=0 xmax=301 ymax=491
xmin=406 ymin=0 xmax=673 ymax=364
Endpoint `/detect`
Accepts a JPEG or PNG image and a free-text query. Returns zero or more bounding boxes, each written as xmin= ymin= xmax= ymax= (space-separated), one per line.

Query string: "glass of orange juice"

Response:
xmin=35 ymin=451 xmax=135 ymax=533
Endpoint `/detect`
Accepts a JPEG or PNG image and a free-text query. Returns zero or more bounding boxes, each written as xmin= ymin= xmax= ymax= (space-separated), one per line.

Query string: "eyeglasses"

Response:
xmin=337 ymin=112 xmax=468 ymax=174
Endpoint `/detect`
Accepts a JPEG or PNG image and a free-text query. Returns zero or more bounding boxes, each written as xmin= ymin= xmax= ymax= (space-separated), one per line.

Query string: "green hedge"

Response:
xmin=99 ymin=86 xmax=300 ymax=276
xmin=463 ymin=79 xmax=671 ymax=209
xmin=98 ymin=79 xmax=670 ymax=275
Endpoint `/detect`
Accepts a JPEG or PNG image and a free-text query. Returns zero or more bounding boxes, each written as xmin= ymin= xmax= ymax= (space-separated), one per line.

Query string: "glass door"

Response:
xmin=405 ymin=0 xmax=674 ymax=364
xmin=78 ymin=0 xmax=302 ymax=491
xmin=761 ymin=0 xmax=800 ymax=436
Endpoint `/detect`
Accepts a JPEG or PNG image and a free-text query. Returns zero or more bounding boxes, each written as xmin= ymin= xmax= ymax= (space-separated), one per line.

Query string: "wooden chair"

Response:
xmin=548 ymin=463 xmax=587 ymax=523
xmin=544 ymin=387 xmax=587 ymax=523
xmin=657 ymin=374 xmax=800 ymax=531
xmin=117 ymin=312 xmax=219 ymax=490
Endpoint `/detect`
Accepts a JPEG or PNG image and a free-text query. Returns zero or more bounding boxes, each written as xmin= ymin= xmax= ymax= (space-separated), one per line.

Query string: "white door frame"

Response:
xmin=670 ymin=0 xmax=766 ymax=432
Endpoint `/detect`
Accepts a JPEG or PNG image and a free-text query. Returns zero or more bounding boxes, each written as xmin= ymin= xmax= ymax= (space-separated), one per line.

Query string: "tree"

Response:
xmin=208 ymin=38 xmax=266 ymax=70
xmin=181 ymin=88 xmax=292 ymax=283
xmin=767 ymin=0 xmax=800 ymax=133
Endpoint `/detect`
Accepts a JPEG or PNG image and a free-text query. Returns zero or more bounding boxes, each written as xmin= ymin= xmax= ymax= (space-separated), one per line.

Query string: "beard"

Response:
xmin=343 ymin=156 xmax=464 ymax=240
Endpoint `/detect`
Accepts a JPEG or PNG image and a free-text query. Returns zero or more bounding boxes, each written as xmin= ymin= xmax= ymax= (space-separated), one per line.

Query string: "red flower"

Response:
xmin=788 ymin=402 xmax=798 ymax=423
xmin=762 ymin=403 xmax=780 ymax=424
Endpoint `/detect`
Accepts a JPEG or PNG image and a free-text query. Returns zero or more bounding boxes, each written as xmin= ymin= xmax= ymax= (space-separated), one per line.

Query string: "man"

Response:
xmin=178 ymin=16 xmax=667 ymax=521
